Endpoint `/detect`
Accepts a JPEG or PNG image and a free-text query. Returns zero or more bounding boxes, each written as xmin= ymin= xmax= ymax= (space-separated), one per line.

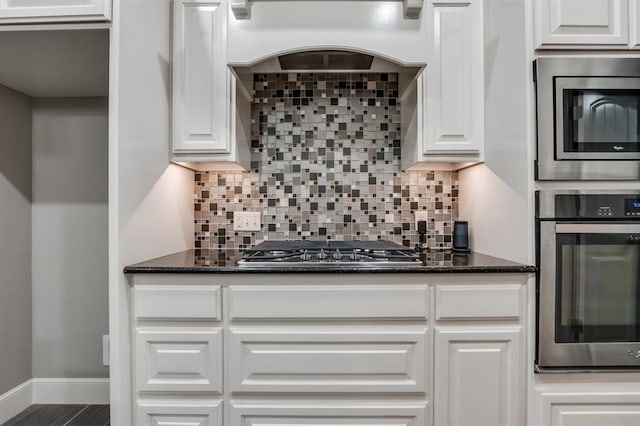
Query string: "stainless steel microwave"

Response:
xmin=535 ymin=58 xmax=640 ymax=180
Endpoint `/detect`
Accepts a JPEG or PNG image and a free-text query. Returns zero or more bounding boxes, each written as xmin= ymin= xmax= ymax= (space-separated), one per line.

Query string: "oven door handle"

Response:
xmin=555 ymin=223 xmax=640 ymax=234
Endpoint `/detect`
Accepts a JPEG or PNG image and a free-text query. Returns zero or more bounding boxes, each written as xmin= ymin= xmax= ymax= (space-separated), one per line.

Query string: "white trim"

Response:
xmin=32 ymin=378 xmax=110 ymax=405
xmin=0 ymin=378 xmax=110 ymax=423
xmin=230 ymin=0 xmax=424 ymax=19
xmin=0 ymin=380 xmax=33 ymax=424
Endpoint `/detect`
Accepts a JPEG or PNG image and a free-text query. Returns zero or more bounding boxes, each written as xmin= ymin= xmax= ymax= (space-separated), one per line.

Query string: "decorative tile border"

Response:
xmin=195 ymin=73 xmax=458 ymax=249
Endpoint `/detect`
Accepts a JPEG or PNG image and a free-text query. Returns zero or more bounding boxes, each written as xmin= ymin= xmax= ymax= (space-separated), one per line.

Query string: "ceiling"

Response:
xmin=0 ymin=29 xmax=109 ymax=98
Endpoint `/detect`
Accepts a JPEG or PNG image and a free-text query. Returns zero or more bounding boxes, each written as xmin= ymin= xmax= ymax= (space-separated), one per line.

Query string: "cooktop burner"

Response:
xmin=238 ymin=240 xmax=423 ymax=268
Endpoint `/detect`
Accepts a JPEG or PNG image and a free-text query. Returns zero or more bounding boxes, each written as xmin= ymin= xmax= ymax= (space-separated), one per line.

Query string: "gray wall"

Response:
xmin=0 ymin=85 xmax=32 ymax=394
xmin=32 ymin=97 xmax=109 ymax=378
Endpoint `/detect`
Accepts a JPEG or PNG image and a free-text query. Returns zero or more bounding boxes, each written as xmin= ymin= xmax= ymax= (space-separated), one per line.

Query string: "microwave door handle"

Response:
xmin=555 ymin=223 xmax=640 ymax=234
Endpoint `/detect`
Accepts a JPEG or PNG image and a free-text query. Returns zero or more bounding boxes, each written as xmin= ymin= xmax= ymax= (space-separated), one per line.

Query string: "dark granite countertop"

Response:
xmin=124 ymin=249 xmax=535 ymax=274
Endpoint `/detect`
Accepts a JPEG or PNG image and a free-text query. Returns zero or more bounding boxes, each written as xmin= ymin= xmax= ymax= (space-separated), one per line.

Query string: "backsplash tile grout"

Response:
xmin=194 ymin=72 xmax=458 ymax=249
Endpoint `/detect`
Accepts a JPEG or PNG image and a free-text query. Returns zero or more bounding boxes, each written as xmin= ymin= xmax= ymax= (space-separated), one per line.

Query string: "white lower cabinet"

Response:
xmin=534 ymin=382 xmax=640 ymax=426
xmin=549 ymin=405 xmax=640 ymax=426
xmin=129 ymin=273 xmax=530 ymax=426
xmin=434 ymin=327 xmax=523 ymax=426
xmin=137 ymin=400 xmax=222 ymax=426
xmin=229 ymin=402 xmax=428 ymax=425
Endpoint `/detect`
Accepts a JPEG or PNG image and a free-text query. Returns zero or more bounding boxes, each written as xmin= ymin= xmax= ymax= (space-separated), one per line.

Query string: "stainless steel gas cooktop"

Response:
xmin=237 ymin=240 xmax=422 ymax=268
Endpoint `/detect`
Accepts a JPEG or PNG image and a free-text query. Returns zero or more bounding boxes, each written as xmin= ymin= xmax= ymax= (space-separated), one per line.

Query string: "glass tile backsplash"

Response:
xmin=194 ymin=73 xmax=458 ymax=249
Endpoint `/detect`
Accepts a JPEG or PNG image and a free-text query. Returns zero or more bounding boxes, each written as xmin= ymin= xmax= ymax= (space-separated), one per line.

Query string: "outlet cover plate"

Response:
xmin=414 ymin=211 xmax=429 ymax=229
xmin=103 ymin=335 xmax=110 ymax=367
xmin=234 ymin=212 xmax=261 ymax=231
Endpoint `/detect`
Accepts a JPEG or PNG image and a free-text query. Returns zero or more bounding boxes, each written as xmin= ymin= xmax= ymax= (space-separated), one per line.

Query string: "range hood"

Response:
xmin=227 ymin=1 xmax=428 ymax=70
xmin=231 ymin=48 xmax=424 ymax=107
xmin=278 ymin=50 xmax=374 ymax=71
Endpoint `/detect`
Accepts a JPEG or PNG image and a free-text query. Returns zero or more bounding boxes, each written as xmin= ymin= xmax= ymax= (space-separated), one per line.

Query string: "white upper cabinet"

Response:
xmin=402 ymin=0 xmax=484 ymax=170
xmin=632 ymin=0 xmax=640 ymax=48
xmin=172 ymin=0 xmax=250 ymax=169
xmin=534 ymin=0 xmax=630 ymax=48
xmin=0 ymin=0 xmax=111 ymax=23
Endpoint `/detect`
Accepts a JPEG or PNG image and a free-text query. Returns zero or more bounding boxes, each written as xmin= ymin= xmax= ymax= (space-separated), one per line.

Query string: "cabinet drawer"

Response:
xmin=135 ymin=328 xmax=223 ymax=393
xmin=137 ymin=400 xmax=222 ymax=426
xmin=0 ymin=0 xmax=111 ymax=23
xmin=230 ymin=285 xmax=429 ymax=320
xmin=229 ymin=328 xmax=428 ymax=393
xmin=230 ymin=401 xmax=428 ymax=425
xmin=135 ymin=285 xmax=221 ymax=320
xmin=435 ymin=285 xmax=522 ymax=320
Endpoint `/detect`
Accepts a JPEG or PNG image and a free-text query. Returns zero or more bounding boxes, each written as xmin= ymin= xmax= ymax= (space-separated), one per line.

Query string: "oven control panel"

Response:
xmin=554 ymin=194 xmax=640 ymax=219
xmin=624 ymin=198 xmax=640 ymax=216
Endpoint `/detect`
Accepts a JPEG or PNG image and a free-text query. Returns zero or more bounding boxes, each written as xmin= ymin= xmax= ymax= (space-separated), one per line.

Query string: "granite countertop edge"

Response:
xmin=124 ymin=249 xmax=536 ymax=274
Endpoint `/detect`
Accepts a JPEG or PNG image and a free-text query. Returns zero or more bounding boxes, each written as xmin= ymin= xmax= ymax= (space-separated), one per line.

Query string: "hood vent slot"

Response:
xmin=278 ymin=50 xmax=374 ymax=71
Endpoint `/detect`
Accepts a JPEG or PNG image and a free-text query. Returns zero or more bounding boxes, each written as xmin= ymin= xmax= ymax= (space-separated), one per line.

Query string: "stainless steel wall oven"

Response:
xmin=536 ymin=190 xmax=640 ymax=371
xmin=535 ymin=58 xmax=640 ymax=180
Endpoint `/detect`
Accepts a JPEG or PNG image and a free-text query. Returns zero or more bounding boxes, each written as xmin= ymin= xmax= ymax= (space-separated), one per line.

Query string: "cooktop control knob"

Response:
xmin=300 ymin=250 xmax=312 ymax=261
xmin=350 ymin=249 xmax=360 ymax=261
xmin=317 ymin=249 xmax=327 ymax=260
xmin=333 ymin=249 xmax=343 ymax=260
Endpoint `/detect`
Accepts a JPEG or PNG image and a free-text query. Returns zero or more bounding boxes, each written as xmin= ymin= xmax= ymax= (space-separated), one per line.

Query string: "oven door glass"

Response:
xmin=555 ymin=77 xmax=640 ymax=160
xmin=556 ymin=228 xmax=640 ymax=344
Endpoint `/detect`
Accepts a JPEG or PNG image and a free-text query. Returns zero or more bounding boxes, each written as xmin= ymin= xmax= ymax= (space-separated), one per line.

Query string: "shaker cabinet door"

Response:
xmin=434 ymin=327 xmax=524 ymax=426
xmin=534 ymin=0 xmax=629 ymax=48
xmin=0 ymin=0 xmax=111 ymax=23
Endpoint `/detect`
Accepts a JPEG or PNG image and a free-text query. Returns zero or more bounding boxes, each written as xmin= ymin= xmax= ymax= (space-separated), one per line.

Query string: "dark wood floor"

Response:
xmin=2 ymin=405 xmax=109 ymax=426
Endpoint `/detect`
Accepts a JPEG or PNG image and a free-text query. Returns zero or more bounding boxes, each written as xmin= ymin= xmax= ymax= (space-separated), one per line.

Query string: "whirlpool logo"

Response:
xmin=613 ymin=145 xmax=625 ymax=151
xmin=628 ymin=349 xmax=640 ymax=359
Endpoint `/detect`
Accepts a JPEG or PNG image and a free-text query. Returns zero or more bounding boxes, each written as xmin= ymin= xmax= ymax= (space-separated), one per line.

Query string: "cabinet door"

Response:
xmin=422 ymin=0 xmax=483 ymax=154
xmin=536 ymin=386 xmax=640 ymax=426
xmin=549 ymin=404 xmax=640 ymax=426
xmin=0 ymin=0 xmax=110 ymax=23
xmin=534 ymin=0 xmax=629 ymax=48
xmin=229 ymin=285 xmax=429 ymax=320
xmin=135 ymin=328 xmax=223 ymax=393
xmin=434 ymin=327 xmax=524 ymax=426
xmin=632 ymin=0 xmax=640 ymax=48
xmin=137 ymin=401 xmax=222 ymax=426
xmin=172 ymin=0 xmax=230 ymax=154
xmin=229 ymin=327 xmax=428 ymax=394
xmin=230 ymin=402 xmax=428 ymax=425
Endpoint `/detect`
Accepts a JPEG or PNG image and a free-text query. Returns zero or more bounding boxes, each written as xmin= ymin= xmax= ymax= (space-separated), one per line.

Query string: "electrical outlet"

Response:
xmin=103 ymin=335 xmax=110 ymax=367
xmin=414 ymin=211 xmax=429 ymax=229
xmin=233 ymin=211 xmax=261 ymax=231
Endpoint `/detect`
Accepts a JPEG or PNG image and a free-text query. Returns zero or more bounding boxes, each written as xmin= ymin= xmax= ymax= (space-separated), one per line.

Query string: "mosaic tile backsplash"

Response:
xmin=194 ymin=73 xmax=458 ymax=250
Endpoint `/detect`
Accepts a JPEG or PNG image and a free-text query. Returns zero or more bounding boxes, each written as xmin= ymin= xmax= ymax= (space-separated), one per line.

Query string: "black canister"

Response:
xmin=452 ymin=221 xmax=470 ymax=252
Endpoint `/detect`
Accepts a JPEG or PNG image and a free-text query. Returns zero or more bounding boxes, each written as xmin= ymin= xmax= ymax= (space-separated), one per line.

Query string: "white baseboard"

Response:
xmin=0 ymin=377 xmax=110 ymax=422
xmin=0 ymin=380 xmax=33 ymax=424
xmin=32 ymin=378 xmax=110 ymax=405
